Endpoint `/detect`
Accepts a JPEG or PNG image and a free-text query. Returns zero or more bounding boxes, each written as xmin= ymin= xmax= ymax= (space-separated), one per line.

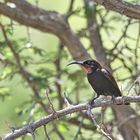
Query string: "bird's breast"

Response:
xmin=87 ymin=71 xmax=105 ymax=92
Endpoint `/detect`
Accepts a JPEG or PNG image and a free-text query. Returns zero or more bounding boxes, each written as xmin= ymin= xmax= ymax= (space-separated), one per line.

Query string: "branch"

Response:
xmin=91 ymin=0 xmax=140 ymax=19
xmin=0 ymin=0 xmax=90 ymax=60
xmin=87 ymin=107 xmax=113 ymax=140
xmin=4 ymin=96 xmax=140 ymax=140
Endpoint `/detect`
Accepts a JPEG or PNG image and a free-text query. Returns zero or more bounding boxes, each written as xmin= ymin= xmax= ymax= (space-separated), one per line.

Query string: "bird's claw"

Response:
xmin=111 ymin=95 xmax=122 ymax=105
xmin=89 ymin=95 xmax=99 ymax=106
xmin=89 ymin=99 xmax=95 ymax=106
xmin=111 ymin=95 xmax=116 ymax=104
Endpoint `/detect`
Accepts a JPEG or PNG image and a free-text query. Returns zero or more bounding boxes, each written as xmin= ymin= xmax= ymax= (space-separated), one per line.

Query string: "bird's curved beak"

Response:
xmin=67 ymin=61 xmax=83 ymax=66
xmin=67 ymin=61 xmax=92 ymax=73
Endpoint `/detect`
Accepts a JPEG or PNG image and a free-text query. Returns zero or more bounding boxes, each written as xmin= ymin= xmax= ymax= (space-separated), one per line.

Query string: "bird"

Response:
xmin=67 ymin=59 xmax=129 ymax=105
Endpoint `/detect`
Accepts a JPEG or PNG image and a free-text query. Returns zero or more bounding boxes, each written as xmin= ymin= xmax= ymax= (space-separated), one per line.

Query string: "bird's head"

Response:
xmin=67 ymin=59 xmax=101 ymax=73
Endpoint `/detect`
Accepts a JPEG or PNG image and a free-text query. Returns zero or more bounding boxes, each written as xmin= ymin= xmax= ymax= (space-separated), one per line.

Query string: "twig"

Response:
xmin=27 ymin=101 xmax=36 ymax=123
xmin=64 ymin=92 xmax=74 ymax=107
xmin=101 ymin=106 xmax=106 ymax=124
xmin=134 ymin=21 xmax=140 ymax=74
xmin=45 ymin=88 xmax=56 ymax=114
xmin=43 ymin=125 xmax=51 ymax=140
xmin=110 ymin=19 xmax=131 ymax=52
xmin=31 ymin=132 xmax=36 ymax=140
xmin=66 ymin=0 xmax=75 ymax=18
xmin=86 ymin=106 xmax=113 ymax=140
xmin=73 ymin=117 xmax=84 ymax=140
xmin=54 ymin=43 xmax=64 ymax=109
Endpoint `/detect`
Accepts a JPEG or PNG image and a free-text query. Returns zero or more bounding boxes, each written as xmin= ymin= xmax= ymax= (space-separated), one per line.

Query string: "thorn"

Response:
xmin=64 ymin=92 xmax=74 ymax=108
xmin=10 ymin=127 xmax=16 ymax=133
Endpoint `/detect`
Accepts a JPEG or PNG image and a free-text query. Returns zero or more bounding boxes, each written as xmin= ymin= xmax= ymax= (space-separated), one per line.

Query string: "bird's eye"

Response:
xmin=84 ymin=61 xmax=89 ymax=65
xmin=91 ymin=61 xmax=94 ymax=64
xmin=84 ymin=60 xmax=94 ymax=65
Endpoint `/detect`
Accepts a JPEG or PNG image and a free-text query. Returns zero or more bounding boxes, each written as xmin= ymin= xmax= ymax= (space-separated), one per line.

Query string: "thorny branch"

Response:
xmin=87 ymin=107 xmax=113 ymax=140
xmin=3 ymin=95 xmax=140 ymax=140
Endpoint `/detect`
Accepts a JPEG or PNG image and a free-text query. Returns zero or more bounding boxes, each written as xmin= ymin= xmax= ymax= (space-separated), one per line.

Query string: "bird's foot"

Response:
xmin=111 ymin=95 xmax=122 ymax=105
xmin=111 ymin=95 xmax=116 ymax=104
xmin=89 ymin=98 xmax=96 ymax=107
xmin=89 ymin=94 xmax=100 ymax=106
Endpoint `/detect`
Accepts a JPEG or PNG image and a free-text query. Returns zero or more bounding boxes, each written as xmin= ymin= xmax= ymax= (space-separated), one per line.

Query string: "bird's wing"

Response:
xmin=101 ymin=68 xmax=122 ymax=96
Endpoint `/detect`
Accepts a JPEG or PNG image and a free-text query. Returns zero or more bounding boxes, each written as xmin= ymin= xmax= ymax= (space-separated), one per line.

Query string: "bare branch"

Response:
xmin=90 ymin=0 xmax=140 ymax=19
xmin=45 ymin=89 xmax=56 ymax=114
xmin=3 ymin=96 xmax=140 ymax=140
xmin=87 ymin=107 xmax=113 ymax=140
xmin=43 ymin=125 xmax=51 ymax=140
xmin=73 ymin=117 xmax=84 ymax=140
xmin=0 ymin=0 xmax=90 ymax=60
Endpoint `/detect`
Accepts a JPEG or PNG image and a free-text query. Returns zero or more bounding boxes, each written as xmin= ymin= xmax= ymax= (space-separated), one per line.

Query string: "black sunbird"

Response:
xmin=68 ymin=59 xmax=129 ymax=105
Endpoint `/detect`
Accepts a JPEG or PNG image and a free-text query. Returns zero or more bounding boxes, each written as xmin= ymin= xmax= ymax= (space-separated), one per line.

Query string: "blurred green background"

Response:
xmin=0 ymin=0 xmax=140 ymax=139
